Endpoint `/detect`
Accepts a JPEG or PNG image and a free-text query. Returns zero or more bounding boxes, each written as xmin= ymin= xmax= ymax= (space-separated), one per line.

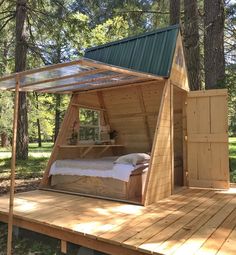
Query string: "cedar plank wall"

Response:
xmin=170 ymin=32 xmax=189 ymax=92
xmin=144 ymin=81 xmax=172 ymax=205
xmin=173 ymin=88 xmax=185 ymax=186
xmin=57 ymin=81 xmax=165 ymax=159
xmin=102 ymin=82 xmax=164 ymax=153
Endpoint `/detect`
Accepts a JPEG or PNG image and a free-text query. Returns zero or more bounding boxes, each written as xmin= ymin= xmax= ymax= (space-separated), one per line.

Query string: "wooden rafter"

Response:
xmin=81 ymin=58 xmax=166 ymax=81
xmin=136 ymin=86 xmax=152 ymax=150
xmin=97 ymin=91 xmax=110 ymax=126
xmin=0 ymin=59 xmax=85 ymax=82
xmin=34 ymin=73 xmax=127 ymax=93
xmin=72 ymin=103 xmax=106 ymax=111
xmin=0 ymin=58 xmax=166 ymax=93
xmin=18 ymin=68 xmax=106 ymax=89
xmin=111 ymin=112 xmax=157 ymax=119
xmin=68 ymin=77 xmax=148 ymax=93
xmin=75 ymin=80 xmax=160 ymax=94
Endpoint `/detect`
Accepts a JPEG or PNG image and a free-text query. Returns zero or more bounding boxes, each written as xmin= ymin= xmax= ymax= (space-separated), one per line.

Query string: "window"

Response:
xmin=79 ymin=108 xmax=100 ymax=141
xmin=175 ymin=46 xmax=184 ymax=68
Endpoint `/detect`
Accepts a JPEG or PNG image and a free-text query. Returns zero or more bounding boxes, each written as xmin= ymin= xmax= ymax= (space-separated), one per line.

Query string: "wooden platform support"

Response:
xmin=0 ymin=189 xmax=236 ymax=255
xmin=7 ymin=75 xmax=20 ymax=255
xmin=61 ymin=240 xmax=67 ymax=254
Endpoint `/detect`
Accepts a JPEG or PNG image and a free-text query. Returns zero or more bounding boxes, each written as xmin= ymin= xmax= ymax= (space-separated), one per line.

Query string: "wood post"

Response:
xmin=61 ymin=240 xmax=67 ymax=254
xmin=170 ymin=83 xmax=174 ymax=194
xmin=7 ymin=75 xmax=20 ymax=255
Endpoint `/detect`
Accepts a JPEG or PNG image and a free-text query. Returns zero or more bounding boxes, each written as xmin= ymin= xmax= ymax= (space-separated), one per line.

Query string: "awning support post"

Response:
xmin=7 ymin=74 xmax=20 ymax=255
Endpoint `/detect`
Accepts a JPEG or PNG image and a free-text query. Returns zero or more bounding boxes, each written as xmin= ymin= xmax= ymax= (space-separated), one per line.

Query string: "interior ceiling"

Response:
xmin=0 ymin=58 xmax=164 ymax=94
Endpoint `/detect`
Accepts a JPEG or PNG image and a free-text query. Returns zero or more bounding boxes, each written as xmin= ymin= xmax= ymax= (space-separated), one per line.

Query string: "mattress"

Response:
xmin=49 ymin=157 xmax=146 ymax=182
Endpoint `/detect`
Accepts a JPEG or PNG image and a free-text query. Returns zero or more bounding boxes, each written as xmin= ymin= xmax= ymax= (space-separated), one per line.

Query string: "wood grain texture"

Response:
xmin=144 ymin=81 xmax=172 ymax=205
xmin=170 ymin=33 xmax=189 ymax=92
xmin=0 ymin=188 xmax=235 ymax=255
xmin=51 ymin=168 xmax=147 ymax=203
xmin=186 ymin=89 xmax=229 ymax=189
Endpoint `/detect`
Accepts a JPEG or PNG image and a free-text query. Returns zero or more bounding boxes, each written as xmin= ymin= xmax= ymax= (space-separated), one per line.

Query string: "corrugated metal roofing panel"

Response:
xmin=85 ymin=25 xmax=179 ymax=77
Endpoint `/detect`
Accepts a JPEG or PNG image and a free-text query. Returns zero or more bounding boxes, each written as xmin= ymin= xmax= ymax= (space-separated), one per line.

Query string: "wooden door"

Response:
xmin=186 ymin=89 xmax=229 ymax=189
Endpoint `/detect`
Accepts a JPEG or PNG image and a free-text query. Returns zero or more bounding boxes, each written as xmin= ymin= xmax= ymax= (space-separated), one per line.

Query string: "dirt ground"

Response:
xmin=0 ymin=178 xmax=64 ymax=255
xmin=0 ymin=178 xmax=41 ymax=195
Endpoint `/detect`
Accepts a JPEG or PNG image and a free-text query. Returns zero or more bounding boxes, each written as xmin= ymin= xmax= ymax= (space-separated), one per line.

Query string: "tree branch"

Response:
xmin=0 ymin=15 xmax=14 ymax=32
xmin=116 ymin=10 xmax=171 ymax=15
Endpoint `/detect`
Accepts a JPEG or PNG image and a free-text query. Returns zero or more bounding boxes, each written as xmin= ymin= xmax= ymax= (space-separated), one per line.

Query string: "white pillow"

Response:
xmin=114 ymin=153 xmax=150 ymax=166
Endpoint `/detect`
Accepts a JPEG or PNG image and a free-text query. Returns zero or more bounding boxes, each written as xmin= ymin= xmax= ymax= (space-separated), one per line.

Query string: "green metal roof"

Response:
xmin=85 ymin=25 xmax=179 ymax=78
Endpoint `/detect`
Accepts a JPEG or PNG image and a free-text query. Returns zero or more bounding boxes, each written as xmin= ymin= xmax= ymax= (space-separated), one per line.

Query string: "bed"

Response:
xmin=49 ymin=156 xmax=149 ymax=202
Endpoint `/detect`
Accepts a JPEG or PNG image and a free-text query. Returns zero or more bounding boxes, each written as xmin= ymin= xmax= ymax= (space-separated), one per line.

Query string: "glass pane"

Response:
xmin=79 ymin=127 xmax=99 ymax=141
xmin=79 ymin=109 xmax=99 ymax=126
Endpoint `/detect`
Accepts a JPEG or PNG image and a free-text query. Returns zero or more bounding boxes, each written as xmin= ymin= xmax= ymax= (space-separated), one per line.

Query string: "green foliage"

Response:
xmin=0 ymin=143 xmax=52 ymax=180
xmin=0 ymin=91 xmax=13 ymax=134
xmin=89 ymin=16 xmax=129 ymax=46
xmin=229 ymin=137 xmax=236 ymax=182
xmin=225 ymin=3 xmax=236 ymax=136
xmin=0 ymin=0 xmax=235 ymax=145
xmin=226 ymin=69 xmax=236 ymax=136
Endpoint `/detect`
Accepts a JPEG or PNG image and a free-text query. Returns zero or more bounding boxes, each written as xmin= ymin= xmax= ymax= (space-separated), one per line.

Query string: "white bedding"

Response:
xmin=49 ymin=157 xmax=144 ymax=182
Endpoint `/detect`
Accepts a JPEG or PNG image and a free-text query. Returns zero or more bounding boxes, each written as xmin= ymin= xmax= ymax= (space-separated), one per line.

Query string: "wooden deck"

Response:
xmin=0 ymin=188 xmax=236 ymax=255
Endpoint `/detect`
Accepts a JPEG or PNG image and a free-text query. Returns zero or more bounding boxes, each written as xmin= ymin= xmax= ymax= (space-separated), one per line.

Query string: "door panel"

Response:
xmin=186 ymin=89 xmax=229 ymax=189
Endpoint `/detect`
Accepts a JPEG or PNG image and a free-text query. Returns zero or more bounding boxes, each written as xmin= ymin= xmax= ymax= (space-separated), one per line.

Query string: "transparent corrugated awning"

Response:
xmin=0 ymin=58 xmax=164 ymax=93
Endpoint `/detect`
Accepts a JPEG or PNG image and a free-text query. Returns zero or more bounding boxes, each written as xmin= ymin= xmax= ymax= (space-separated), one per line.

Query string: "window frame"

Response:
xmin=78 ymin=108 xmax=101 ymax=143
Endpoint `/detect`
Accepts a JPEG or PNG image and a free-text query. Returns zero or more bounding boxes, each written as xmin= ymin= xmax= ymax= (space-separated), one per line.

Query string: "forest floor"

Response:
xmin=0 ymin=139 xmax=235 ymax=254
xmin=0 ymin=143 xmax=52 ymax=195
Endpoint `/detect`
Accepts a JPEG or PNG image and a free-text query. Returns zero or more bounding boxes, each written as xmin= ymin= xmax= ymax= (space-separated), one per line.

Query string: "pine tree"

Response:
xmin=169 ymin=0 xmax=180 ymax=25
xmin=15 ymin=0 xmax=29 ymax=159
xmin=183 ymin=0 xmax=201 ymax=90
xmin=204 ymin=0 xmax=225 ymax=88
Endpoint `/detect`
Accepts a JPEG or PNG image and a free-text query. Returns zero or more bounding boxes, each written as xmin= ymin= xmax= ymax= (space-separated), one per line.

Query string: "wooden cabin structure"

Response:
xmin=0 ymin=25 xmax=232 ymax=255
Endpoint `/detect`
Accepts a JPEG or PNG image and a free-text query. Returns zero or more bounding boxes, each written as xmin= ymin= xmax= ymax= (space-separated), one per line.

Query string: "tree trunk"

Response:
xmin=54 ymin=94 xmax=61 ymax=142
xmin=183 ymin=0 xmax=201 ymax=90
xmin=15 ymin=0 xmax=28 ymax=160
xmin=34 ymin=93 xmax=42 ymax=147
xmin=204 ymin=0 xmax=225 ymax=89
xmin=169 ymin=0 xmax=180 ymax=25
xmin=1 ymin=132 xmax=8 ymax=147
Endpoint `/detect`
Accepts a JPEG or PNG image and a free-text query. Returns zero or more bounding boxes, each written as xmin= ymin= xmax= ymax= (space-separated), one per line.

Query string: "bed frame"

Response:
xmin=50 ymin=165 xmax=148 ymax=203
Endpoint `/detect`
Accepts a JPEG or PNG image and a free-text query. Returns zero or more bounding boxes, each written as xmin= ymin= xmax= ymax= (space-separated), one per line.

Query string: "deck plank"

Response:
xmin=152 ymin=193 xmax=235 ymax=255
xmin=217 ymin=225 xmax=236 ymax=255
xmin=170 ymin=196 xmax=236 ymax=255
xmin=0 ymin=189 xmax=236 ymax=255
xmin=122 ymin=190 xmax=213 ymax=249
xmin=98 ymin=189 xmax=208 ymax=243
xmin=138 ymin=192 xmax=226 ymax=253
xmin=196 ymin=208 xmax=236 ymax=255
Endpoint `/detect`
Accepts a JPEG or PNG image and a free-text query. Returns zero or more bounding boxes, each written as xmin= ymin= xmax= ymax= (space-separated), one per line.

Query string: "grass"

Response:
xmin=0 ymin=142 xmax=53 ymax=180
xmin=0 ymin=223 xmax=65 ymax=255
xmin=0 ymin=140 xmax=236 ymax=181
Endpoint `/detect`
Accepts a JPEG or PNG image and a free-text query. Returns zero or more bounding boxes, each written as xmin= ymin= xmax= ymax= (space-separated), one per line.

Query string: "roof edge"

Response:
xmin=85 ymin=24 xmax=180 ymax=53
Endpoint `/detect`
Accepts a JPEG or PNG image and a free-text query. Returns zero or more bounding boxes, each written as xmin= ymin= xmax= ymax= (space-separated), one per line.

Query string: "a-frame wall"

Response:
xmin=143 ymin=81 xmax=172 ymax=205
xmin=40 ymin=32 xmax=190 ymax=205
